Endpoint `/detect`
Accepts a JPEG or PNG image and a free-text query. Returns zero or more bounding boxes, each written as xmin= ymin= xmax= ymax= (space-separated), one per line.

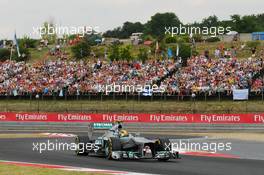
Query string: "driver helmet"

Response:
xmin=120 ymin=129 xmax=129 ymax=137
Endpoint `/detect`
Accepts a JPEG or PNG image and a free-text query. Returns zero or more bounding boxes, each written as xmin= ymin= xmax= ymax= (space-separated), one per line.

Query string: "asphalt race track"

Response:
xmin=0 ymin=136 xmax=264 ymax=175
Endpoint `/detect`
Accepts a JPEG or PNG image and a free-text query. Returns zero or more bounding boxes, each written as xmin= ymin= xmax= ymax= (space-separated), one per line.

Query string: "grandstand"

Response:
xmin=0 ymin=55 xmax=263 ymax=102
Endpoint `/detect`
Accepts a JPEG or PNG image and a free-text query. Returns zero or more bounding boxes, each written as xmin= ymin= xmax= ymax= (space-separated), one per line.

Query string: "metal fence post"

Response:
xmin=5 ymin=94 xmax=9 ymax=112
xmin=64 ymin=91 xmax=67 ymax=101
xmin=261 ymin=87 xmax=264 ymax=102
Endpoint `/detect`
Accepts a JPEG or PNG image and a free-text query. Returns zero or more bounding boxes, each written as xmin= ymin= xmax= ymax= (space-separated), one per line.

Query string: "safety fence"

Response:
xmin=0 ymin=91 xmax=264 ymax=101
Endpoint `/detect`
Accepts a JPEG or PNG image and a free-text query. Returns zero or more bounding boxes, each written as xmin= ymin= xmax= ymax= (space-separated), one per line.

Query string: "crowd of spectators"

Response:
xmin=0 ymin=59 xmax=175 ymax=96
xmin=0 ymin=53 xmax=264 ymax=97
xmin=163 ymin=55 xmax=264 ymax=95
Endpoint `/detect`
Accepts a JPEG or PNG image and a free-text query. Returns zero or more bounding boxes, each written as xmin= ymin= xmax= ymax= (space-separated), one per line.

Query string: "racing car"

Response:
xmin=75 ymin=122 xmax=180 ymax=161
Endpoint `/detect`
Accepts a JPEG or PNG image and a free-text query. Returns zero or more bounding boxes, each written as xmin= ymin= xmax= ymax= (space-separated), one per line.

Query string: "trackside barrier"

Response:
xmin=0 ymin=112 xmax=264 ymax=124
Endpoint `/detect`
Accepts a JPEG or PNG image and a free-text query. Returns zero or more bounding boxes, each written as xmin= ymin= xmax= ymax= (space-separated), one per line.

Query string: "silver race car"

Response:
xmin=75 ymin=122 xmax=180 ymax=161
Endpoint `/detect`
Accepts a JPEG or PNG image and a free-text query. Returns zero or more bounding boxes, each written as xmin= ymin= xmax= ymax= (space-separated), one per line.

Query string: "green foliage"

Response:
xmin=192 ymin=34 xmax=203 ymax=42
xmin=178 ymin=43 xmax=191 ymax=67
xmin=109 ymin=44 xmax=120 ymax=61
xmin=178 ymin=43 xmax=191 ymax=58
xmin=137 ymin=48 xmax=148 ymax=63
xmin=230 ymin=14 xmax=264 ymax=33
xmin=68 ymin=34 xmax=78 ymax=40
xmin=92 ymin=46 xmax=105 ymax=58
xmin=71 ymin=41 xmax=91 ymax=59
xmin=142 ymin=34 xmax=155 ymax=41
xmin=120 ymin=46 xmax=133 ymax=61
xmin=103 ymin=12 xmax=264 ymax=40
xmin=0 ymin=48 xmax=10 ymax=61
xmin=104 ymin=12 xmax=181 ymax=39
xmin=246 ymin=41 xmax=261 ymax=48
xmin=205 ymin=37 xmax=220 ymax=42
xmin=11 ymin=46 xmax=30 ymax=62
xmin=177 ymin=35 xmax=190 ymax=43
xmin=201 ymin=15 xmax=219 ymax=28
xmin=145 ymin=12 xmax=181 ymax=38
xmin=84 ymin=34 xmax=102 ymax=46
xmin=165 ymin=36 xmax=177 ymax=43
xmin=165 ymin=43 xmax=191 ymax=59
xmin=19 ymin=36 xmax=38 ymax=48
xmin=191 ymin=49 xmax=199 ymax=56
xmin=104 ymin=22 xmax=144 ymax=39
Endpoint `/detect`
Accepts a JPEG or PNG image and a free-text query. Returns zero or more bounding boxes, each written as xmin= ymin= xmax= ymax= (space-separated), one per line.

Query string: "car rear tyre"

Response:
xmin=75 ymin=136 xmax=89 ymax=156
xmin=105 ymin=137 xmax=121 ymax=160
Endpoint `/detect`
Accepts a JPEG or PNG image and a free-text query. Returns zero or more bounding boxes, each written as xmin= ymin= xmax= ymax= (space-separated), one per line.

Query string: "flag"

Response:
xmin=13 ymin=89 xmax=18 ymax=96
xmin=167 ymin=48 xmax=173 ymax=58
xmin=155 ymin=41 xmax=159 ymax=52
xmin=0 ymin=40 xmax=3 ymax=48
xmin=176 ymin=44 xmax=179 ymax=57
xmin=14 ymin=32 xmax=21 ymax=57
xmin=59 ymin=89 xmax=63 ymax=97
xmin=192 ymin=38 xmax=196 ymax=47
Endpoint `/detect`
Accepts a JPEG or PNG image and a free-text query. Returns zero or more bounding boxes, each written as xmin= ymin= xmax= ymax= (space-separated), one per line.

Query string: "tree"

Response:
xmin=103 ymin=22 xmax=144 ymax=39
xmin=109 ymin=44 xmax=120 ymax=61
xmin=84 ymin=34 xmax=101 ymax=46
xmin=240 ymin=15 xmax=259 ymax=32
xmin=229 ymin=14 xmax=263 ymax=33
xmin=120 ymin=46 xmax=132 ymax=61
xmin=119 ymin=22 xmax=144 ymax=38
xmin=19 ymin=36 xmax=38 ymax=48
xmin=103 ymin=27 xmax=122 ymax=38
xmin=178 ymin=43 xmax=191 ymax=67
xmin=230 ymin=14 xmax=242 ymax=31
xmin=145 ymin=12 xmax=181 ymax=38
xmin=13 ymin=46 xmax=30 ymax=62
xmin=179 ymin=43 xmax=191 ymax=58
xmin=0 ymin=48 xmax=10 ymax=61
xmin=138 ymin=48 xmax=148 ymax=63
xmin=165 ymin=36 xmax=177 ymax=43
xmin=71 ymin=41 xmax=91 ymax=59
xmin=201 ymin=15 xmax=219 ymax=28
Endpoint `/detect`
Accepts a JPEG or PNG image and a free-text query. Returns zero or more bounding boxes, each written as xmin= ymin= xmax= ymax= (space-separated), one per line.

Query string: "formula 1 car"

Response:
xmin=75 ymin=122 xmax=180 ymax=161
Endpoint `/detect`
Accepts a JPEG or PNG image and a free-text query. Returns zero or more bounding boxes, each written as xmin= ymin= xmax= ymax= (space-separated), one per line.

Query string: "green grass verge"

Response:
xmin=1 ymin=100 xmax=263 ymax=113
xmin=28 ymin=48 xmax=50 ymax=63
xmin=0 ymin=164 xmax=105 ymax=175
